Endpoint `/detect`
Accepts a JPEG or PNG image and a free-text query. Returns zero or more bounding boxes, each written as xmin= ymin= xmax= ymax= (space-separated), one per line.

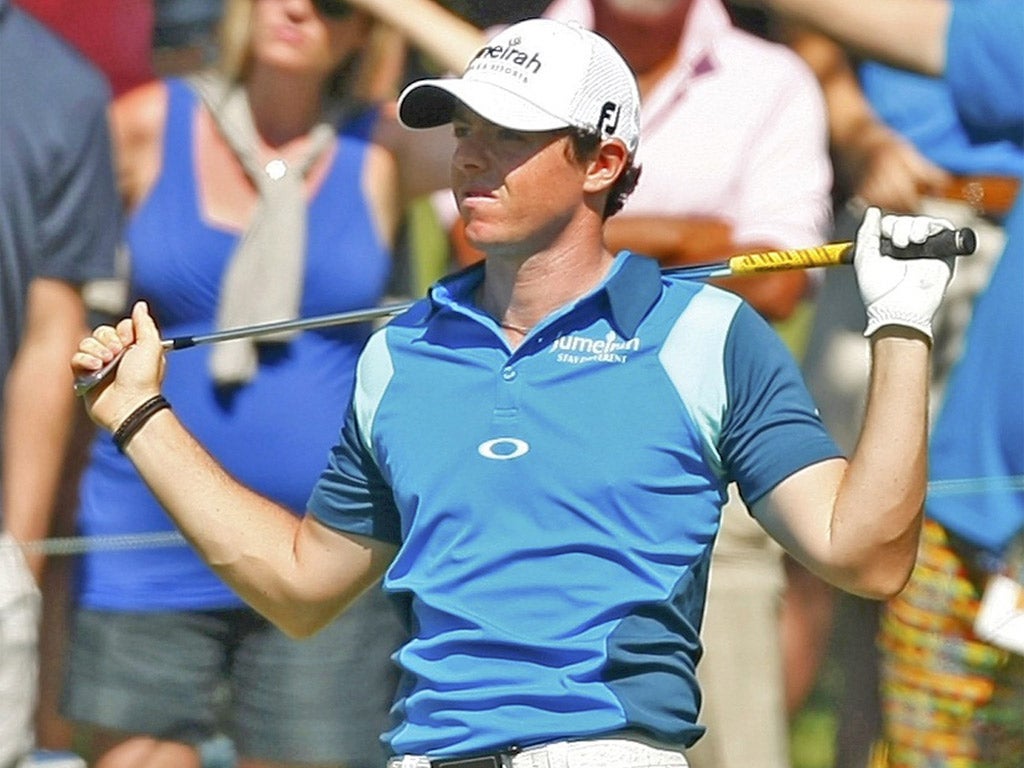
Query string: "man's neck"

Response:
xmin=477 ymin=244 xmax=616 ymax=335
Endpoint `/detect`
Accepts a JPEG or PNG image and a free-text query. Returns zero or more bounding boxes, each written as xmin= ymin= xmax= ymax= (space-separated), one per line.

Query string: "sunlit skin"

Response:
xmin=451 ymin=108 xmax=592 ymax=263
xmin=447 ymin=105 xmax=632 ymax=340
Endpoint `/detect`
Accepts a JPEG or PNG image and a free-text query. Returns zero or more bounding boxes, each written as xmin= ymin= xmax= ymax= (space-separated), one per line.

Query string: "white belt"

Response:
xmin=388 ymin=736 xmax=690 ymax=768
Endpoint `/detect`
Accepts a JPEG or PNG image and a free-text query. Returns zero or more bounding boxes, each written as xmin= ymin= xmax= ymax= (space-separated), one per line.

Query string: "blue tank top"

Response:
xmin=75 ymin=78 xmax=392 ymax=610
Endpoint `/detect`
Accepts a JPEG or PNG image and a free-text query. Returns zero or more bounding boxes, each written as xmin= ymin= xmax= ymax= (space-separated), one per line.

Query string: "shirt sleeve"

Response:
xmin=39 ymin=85 xmax=121 ymax=285
xmin=719 ymin=302 xmax=843 ymax=506
xmin=307 ymin=400 xmax=403 ymax=545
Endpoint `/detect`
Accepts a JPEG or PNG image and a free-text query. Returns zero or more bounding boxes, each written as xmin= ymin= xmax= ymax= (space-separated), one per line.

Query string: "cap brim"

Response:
xmin=398 ymin=79 xmax=571 ymax=133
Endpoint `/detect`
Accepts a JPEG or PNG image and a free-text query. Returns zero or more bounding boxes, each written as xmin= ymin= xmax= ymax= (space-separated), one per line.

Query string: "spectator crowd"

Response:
xmin=1 ymin=1 xmax=1020 ymax=767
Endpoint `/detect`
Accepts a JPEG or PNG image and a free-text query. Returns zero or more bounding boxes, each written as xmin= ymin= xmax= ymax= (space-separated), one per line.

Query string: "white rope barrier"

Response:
xmin=17 ymin=531 xmax=186 ymax=556
xmin=927 ymin=475 xmax=1024 ymax=495
xmin=3 ymin=475 xmax=1022 ymax=556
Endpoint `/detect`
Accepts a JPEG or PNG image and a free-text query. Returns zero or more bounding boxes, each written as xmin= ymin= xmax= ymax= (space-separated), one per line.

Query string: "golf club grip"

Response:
xmin=73 ymin=339 xmax=177 ymax=397
xmin=73 ymin=348 xmax=126 ymax=397
xmin=726 ymin=227 xmax=976 ymax=277
xmin=877 ymin=227 xmax=977 ymax=260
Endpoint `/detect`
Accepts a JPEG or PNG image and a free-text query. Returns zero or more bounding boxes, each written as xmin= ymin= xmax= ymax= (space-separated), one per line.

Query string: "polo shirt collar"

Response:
xmin=428 ymin=251 xmax=662 ymax=339
xmin=603 ymin=251 xmax=663 ymax=338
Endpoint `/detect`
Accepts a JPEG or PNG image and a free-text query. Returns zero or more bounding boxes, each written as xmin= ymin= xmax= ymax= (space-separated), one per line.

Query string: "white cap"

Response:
xmin=398 ymin=18 xmax=641 ymax=155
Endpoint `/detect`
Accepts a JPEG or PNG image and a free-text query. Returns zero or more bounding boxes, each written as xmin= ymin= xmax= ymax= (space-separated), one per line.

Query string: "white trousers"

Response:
xmin=389 ymin=737 xmax=690 ymax=768
xmin=0 ymin=533 xmax=41 ymax=768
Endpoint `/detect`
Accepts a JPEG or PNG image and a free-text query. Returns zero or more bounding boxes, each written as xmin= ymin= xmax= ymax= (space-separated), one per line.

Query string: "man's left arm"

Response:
xmin=2 ymin=279 xmax=91 ymax=580
xmin=2 ymin=84 xmax=119 ymax=581
xmin=754 ymin=207 xmax=954 ymax=598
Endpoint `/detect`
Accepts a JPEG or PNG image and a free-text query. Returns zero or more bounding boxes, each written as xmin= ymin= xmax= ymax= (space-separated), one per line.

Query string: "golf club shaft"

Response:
xmin=73 ymin=303 xmax=412 ymax=397
xmin=164 ymin=302 xmax=412 ymax=350
xmin=73 ymin=228 xmax=975 ymax=396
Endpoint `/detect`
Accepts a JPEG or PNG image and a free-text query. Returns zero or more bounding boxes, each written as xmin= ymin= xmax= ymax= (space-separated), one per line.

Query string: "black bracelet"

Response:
xmin=112 ymin=394 xmax=171 ymax=454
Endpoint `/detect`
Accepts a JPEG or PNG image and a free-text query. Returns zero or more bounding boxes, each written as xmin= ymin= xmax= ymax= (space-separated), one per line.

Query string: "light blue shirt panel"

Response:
xmin=658 ymin=285 xmax=743 ymax=480
xmin=354 ymin=328 xmax=394 ymax=452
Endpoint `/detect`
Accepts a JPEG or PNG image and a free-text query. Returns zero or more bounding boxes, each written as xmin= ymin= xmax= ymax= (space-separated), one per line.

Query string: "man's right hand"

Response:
xmin=71 ymin=300 xmax=166 ymax=434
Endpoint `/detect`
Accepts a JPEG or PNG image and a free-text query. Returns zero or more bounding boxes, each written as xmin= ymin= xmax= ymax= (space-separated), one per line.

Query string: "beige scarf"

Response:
xmin=189 ymin=71 xmax=341 ymax=386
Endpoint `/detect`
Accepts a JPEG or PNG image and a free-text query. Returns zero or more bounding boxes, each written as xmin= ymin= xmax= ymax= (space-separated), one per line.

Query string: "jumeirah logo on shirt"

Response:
xmin=549 ymin=330 xmax=641 ymax=365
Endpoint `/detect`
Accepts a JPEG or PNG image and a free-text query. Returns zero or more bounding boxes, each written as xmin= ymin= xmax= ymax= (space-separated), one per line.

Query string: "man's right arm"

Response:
xmin=72 ymin=302 xmax=396 ymax=638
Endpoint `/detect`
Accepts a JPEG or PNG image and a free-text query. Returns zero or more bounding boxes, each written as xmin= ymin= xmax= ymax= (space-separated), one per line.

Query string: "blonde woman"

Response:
xmin=59 ymin=1 xmax=475 ymax=766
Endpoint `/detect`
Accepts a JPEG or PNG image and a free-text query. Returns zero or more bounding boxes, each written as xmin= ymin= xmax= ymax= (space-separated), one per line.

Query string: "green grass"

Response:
xmin=790 ymin=648 xmax=844 ymax=768
xmin=792 ymin=706 xmax=839 ymax=768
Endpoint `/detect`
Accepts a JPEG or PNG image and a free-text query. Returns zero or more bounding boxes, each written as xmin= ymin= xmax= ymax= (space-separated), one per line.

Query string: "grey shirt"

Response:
xmin=0 ymin=0 xmax=120 ymax=377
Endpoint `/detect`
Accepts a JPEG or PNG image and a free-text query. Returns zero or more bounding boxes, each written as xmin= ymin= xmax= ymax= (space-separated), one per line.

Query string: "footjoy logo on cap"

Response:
xmin=598 ymin=101 xmax=620 ymax=138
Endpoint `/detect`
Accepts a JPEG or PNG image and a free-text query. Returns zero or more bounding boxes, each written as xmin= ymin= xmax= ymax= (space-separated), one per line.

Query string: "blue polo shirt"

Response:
xmin=309 ymin=252 xmax=840 ymax=757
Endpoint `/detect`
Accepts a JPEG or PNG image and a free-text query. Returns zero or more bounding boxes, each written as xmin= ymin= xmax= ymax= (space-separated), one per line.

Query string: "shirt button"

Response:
xmin=502 ymin=367 xmax=516 ymax=381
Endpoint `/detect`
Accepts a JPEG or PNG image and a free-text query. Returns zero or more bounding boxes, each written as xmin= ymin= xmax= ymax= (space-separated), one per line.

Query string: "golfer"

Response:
xmin=73 ymin=18 xmax=958 ymax=767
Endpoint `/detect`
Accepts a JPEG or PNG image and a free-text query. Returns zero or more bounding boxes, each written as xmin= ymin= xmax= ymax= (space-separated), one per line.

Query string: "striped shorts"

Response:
xmin=878 ymin=519 xmax=1024 ymax=767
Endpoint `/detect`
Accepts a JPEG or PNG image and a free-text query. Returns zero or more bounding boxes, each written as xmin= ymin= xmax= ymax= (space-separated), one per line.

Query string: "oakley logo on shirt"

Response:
xmin=477 ymin=437 xmax=531 ymax=460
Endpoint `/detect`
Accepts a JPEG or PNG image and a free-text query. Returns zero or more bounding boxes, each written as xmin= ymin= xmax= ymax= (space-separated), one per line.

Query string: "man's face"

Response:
xmin=449 ymin=107 xmax=589 ymax=258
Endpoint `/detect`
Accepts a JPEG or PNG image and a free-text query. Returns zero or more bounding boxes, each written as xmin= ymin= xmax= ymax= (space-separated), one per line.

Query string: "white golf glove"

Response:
xmin=854 ymin=206 xmax=956 ymax=339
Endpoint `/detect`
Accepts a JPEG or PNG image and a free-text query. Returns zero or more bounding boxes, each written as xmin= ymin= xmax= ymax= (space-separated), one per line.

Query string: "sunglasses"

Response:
xmin=311 ymin=0 xmax=353 ymax=18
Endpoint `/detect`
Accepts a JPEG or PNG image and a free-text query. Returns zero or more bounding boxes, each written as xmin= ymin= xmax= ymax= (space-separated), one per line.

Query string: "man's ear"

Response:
xmin=582 ymin=139 xmax=630 ymax=194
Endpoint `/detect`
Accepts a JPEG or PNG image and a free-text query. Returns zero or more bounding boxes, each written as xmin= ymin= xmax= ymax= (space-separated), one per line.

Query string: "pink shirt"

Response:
xmin=545 ymin=0 xmax=832 ymax=250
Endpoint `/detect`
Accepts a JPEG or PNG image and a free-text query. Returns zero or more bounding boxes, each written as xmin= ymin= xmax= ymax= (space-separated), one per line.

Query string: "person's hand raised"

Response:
xmin=71 ymin=301 xmax=167 ymax=435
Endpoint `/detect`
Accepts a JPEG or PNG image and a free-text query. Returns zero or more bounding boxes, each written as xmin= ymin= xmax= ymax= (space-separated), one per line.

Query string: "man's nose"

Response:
xmin=453 ymin=135 xmax=488 ymax=170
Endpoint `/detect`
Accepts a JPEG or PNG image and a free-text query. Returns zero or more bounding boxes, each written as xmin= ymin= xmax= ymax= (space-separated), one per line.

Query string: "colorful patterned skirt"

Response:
xmin=877 ymin=519 xmax=1024 ymax=767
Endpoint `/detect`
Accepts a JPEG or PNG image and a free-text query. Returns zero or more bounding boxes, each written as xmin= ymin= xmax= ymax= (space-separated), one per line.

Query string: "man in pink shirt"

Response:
xmin=541 ymin=2 xmax=833 ymax=766
xmin=545 ymin=0 xmax=831 ymax=319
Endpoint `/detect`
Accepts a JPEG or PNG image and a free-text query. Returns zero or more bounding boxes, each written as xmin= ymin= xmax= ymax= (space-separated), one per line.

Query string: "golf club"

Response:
xmin=74 ymin=227 xmax=976 ymax=397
